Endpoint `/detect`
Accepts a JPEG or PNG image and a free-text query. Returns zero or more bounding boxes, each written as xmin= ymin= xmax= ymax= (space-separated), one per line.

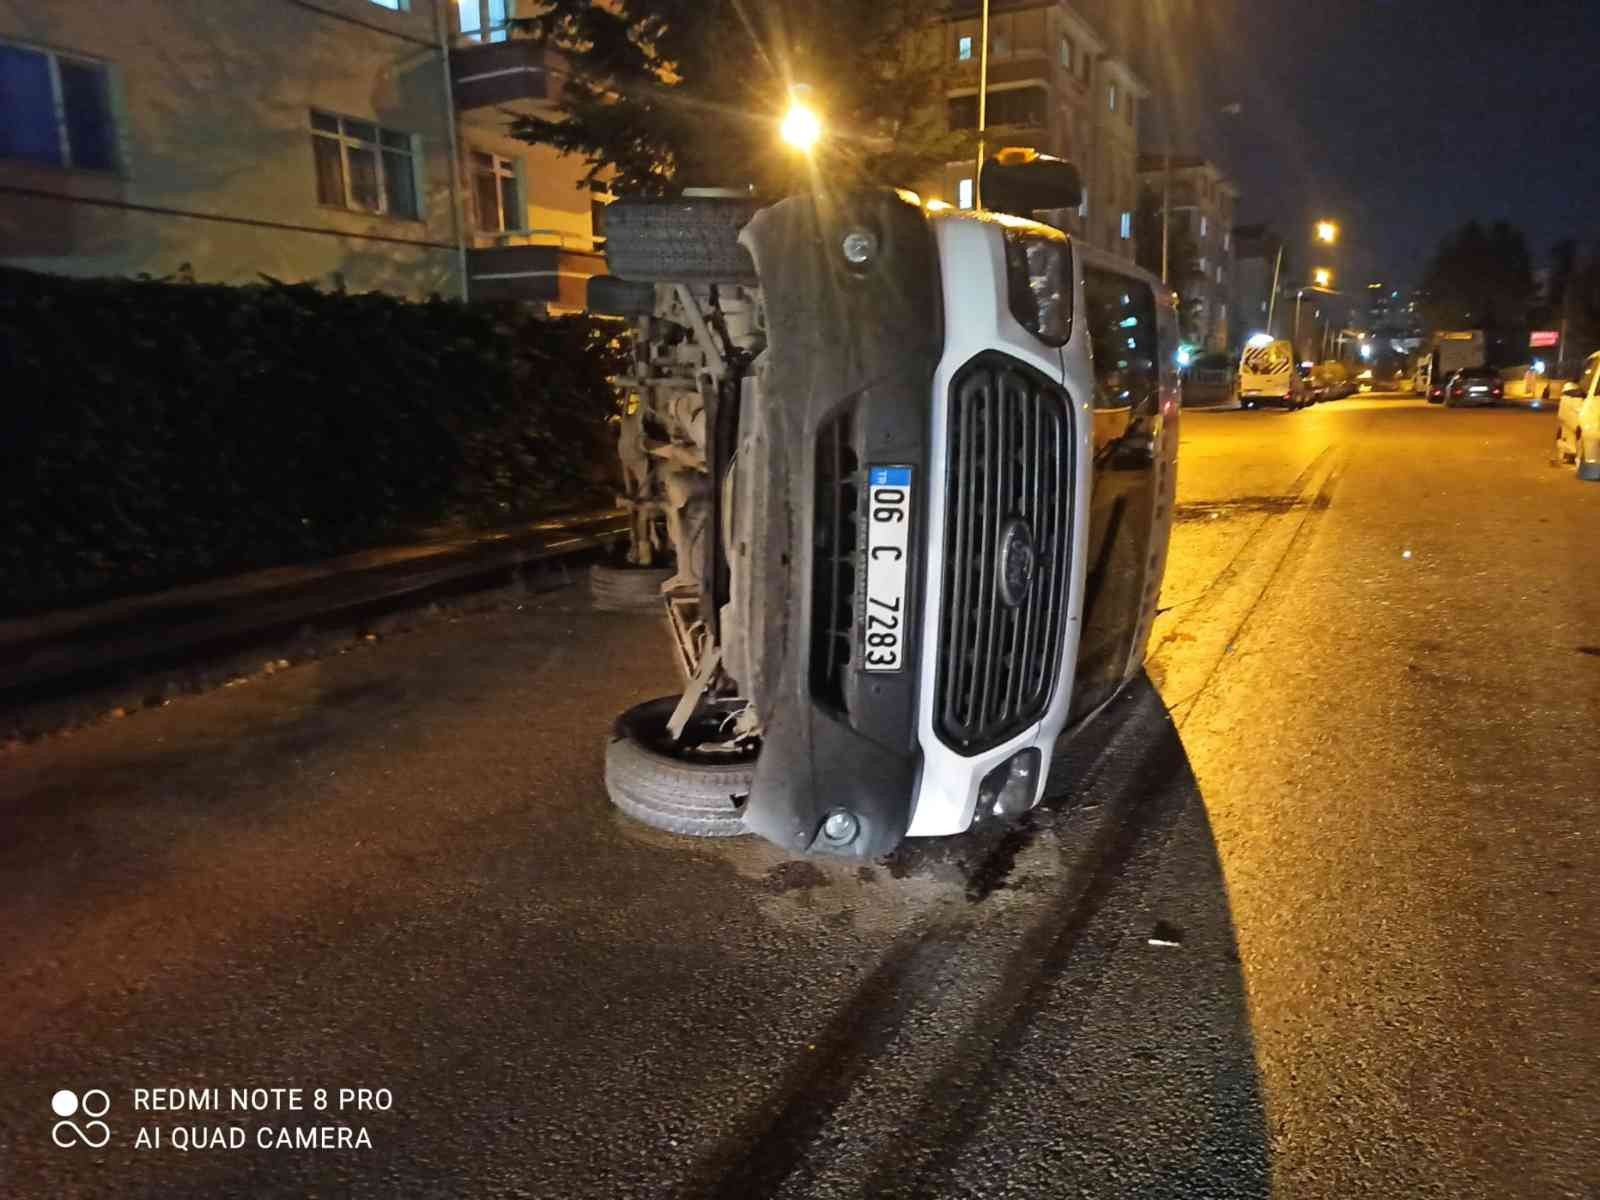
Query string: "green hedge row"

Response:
xmin=0 ymin=268 xmax=624 ymax=617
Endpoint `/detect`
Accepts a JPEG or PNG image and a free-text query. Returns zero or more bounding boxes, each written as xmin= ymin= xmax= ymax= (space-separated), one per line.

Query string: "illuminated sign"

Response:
xmin=1441 ymin=332 xmax=1477 ymax=341
xmin=1530 ymin=330 xmax=1560 ymax=348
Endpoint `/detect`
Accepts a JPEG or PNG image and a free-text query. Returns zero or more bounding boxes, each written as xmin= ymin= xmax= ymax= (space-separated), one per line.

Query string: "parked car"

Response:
xmin=1182 ymin=353 xmax=1239 ymax=407
xmin=1442 ymin=366 xmax=1503 ymax=407
xmin=1554 ymin=351 xmax=1600 ymax=481
xmin=591 ymin=160 xmax=1180 ymax=858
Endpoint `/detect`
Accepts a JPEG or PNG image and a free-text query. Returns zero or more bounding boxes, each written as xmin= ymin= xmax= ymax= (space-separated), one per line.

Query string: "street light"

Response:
xmin=1313 ymin=268 xmax=1333 ymax=289
xmin=780 ymin=89 xmax=822 ymax=154
xmin=1316 ymin=221 xmax=1339 ymax=245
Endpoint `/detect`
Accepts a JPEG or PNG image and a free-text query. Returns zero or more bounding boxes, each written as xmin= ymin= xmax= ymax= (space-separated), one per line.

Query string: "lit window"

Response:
xmin=1120 ymin=211 xmax=1132 ymax=240
xmin=1058 ymin=35 xmax=1072 ymax=69
xmin=1217 ymin=265 xmax=1224 ymax=284
xmin=1200 ymin=216 xmax=1209 ymax=238
xmin=1078 ymin=188 xmax=1088 ymax=219
xmin=0 ymin=41 xmax=117 ymax=171
xmin=311 ymin=111 xmax=420 ymax=220
xmin=958 ymin=177 xmax=974 ymax=210
xmin=958 ymin=35 xmax=973 ymax=61
xmin=458 ymin=0 xmax=510 ymax=43
xmin=1199 ymin=256 xmax=1208 ymax=274
xmin=1223 ymin=232 xmax=1231 ymax=251
xmin=1107 ymin=83 xmax=1117 ymax=112
xmin=472 ymin=150 xmax=521 ymax=232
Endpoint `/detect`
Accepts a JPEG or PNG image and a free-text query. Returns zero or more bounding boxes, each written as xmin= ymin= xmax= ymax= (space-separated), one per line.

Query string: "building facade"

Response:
xmin=1231 ymin=224 xmax=1284 ymax=344
xmin=1139 ymin=154 xmax=1238 ymax=350
xmin=933 ymin=0 xmax=1145 ymax=262
xmin=0 ymin=0 xmax=602 ymax=308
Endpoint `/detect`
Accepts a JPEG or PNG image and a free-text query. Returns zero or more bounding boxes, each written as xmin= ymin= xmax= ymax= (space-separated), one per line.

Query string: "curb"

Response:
xmin=0 ymin=511 xmax=627 ymax=736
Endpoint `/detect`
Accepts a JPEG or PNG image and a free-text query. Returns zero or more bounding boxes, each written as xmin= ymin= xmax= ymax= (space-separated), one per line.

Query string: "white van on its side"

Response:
xmin=1239 ymin=337 xmax=1304 ymax=409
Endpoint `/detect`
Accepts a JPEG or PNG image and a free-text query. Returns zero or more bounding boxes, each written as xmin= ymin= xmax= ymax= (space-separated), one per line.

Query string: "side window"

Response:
xmin=1578 ymin=356 xmax=1600 ymax=397
xmin=1084 ymin=267 xmax=1159 ymax=409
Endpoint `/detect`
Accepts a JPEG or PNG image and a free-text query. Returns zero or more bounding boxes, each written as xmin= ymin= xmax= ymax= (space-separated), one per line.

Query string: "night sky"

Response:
xmin=1115 ymin=0 xmax=1600 ymax=290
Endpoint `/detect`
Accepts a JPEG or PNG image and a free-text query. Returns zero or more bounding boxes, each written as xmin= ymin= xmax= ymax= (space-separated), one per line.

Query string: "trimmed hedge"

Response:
xmin=0 ymin=268 xmax=624 ymax=617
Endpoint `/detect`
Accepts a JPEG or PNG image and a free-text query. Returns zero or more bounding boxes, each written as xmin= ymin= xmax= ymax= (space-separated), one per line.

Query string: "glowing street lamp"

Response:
xmin=780 ymin=89 xmax=822 ymax=154
xmin=1313 ymin=267 xmax=1333 ymax=289
xmin=1315 ymin=220 xmax=1339 ymax=245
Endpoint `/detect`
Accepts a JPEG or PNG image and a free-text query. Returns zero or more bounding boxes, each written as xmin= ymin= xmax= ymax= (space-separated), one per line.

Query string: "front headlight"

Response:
xmin=1003 ymin=230 xmax=1072 ymax=347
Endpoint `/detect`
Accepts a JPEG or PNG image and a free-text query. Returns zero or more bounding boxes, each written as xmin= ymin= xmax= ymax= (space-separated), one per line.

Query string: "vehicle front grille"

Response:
xmin=810 ymin=405 xmax=860 ymax=714
xmin=936 ymin=356 xmax=1072 ymax=753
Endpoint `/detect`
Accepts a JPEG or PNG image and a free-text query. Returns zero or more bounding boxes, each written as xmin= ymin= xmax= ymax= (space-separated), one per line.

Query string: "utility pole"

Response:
xmin=1161 ymin=150 xmax=1172 ymax=284
xmin=1266 ymin=240 xmax=1284 ymax=336
xmin=974 ymin=0 xmax=990 ymax=211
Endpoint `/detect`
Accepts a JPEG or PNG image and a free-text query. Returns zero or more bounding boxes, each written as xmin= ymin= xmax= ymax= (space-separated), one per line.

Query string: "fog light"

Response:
xmin=980 ymin=749 xmax=1042 ymax=818
xmin=841 ymin=228 xmax=878 ymax=267
xmin=821 ymin=809 xmax=860 ymax=846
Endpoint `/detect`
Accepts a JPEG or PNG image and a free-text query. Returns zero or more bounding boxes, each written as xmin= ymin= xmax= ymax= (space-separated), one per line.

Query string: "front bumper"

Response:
xmin=733 ymin=191 xmax=943 ymax=857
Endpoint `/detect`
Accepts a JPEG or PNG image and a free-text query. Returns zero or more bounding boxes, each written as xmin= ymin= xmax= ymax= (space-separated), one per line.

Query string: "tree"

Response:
xmin=507 ymin=0 xmax=969 ymax=197
xmin=1417 ymin=219 xmax=1537 ymax=363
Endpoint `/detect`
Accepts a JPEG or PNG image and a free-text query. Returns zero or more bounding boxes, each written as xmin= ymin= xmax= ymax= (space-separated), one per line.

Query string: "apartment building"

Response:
xmin=0 ymin=0 xmax=602 ymax=308
xmin=1139 ymin=154 xmax=1239 ymax=350
xmin=934 ymin=0 xmax=1145 ymax=262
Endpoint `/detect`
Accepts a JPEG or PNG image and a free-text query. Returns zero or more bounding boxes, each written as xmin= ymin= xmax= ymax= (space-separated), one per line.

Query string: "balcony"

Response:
xmin=466 ymin=233 xmax=605 ymax=307
xmin=450 ymin=37 xmax=566 ymax=115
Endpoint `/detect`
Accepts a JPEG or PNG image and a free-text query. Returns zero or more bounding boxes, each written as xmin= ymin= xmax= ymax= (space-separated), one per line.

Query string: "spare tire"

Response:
xmin=589 ymin=562 xmax=672 ymax=612
xmin=604 ymin=697 xmax=757 ymax=838
xmin=604 ymin=196 xmax=760 ymax=284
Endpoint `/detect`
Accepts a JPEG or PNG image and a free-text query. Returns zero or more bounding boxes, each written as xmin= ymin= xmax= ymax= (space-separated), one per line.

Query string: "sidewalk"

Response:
xmin=0 ymin=507 xmax=626 ymax=726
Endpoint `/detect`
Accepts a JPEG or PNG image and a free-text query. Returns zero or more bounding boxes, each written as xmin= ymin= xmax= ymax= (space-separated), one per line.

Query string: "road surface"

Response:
xmin=2 ymin=396 xmax=1596 ymax=1198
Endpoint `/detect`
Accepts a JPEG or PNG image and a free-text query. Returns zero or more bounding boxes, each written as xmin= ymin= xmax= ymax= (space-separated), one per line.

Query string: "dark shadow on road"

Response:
xmin=688 ymin=673 xmax=1273 ymax=1198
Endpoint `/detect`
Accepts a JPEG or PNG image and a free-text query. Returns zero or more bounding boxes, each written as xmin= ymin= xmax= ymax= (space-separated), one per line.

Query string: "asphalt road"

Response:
xmin=2 ymin=395 xmax=1596 ymax=1198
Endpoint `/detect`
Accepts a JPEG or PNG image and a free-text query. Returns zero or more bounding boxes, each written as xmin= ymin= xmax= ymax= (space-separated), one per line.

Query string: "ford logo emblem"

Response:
xmin=997 ymin=518 xmax=1037 ymax=608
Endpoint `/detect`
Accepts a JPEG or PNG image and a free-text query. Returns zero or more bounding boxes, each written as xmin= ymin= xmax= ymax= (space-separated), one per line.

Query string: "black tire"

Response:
xmin=604 ymin=697 xmax=756 ymax=838
xmin=603 ymin=196 xmax=761 ymax=284
xmin=589 ymin=562 xmax=673 ymax=612
xmin=587 ymin=275 xmax=656 ymax=318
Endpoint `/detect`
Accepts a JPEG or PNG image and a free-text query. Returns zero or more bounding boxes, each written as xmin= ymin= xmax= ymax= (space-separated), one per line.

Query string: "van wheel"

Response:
xmin=603 ymin=196 xmax=760 ymax=284
xmin=604 ymin=697 xmax=757 ymax=838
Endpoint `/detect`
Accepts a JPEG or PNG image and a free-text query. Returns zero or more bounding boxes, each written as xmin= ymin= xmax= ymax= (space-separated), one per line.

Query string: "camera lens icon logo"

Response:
xmin=51 ymin=1089 xmax=112 ymax=1149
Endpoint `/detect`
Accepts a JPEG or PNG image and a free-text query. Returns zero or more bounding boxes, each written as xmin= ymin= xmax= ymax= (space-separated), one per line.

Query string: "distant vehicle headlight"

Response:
xmin=1003 ymin=230 xmax=1072 ymax=347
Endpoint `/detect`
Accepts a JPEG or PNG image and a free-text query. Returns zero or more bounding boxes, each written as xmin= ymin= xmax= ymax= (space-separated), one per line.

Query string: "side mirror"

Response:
xmin=981 ymin=149 xmax=1083 ymax=217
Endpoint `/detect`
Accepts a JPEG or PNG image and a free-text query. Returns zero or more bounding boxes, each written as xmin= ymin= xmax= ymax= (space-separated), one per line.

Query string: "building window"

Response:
xmin=1120 ymin=211 xmax=1132 ymax=240
xmin=0 ymin=42 xmax=117 ymax=171
xmin=1058 ymin=35 xmax=1072 ymax=70
xmin=590 ymin=179 xmax=611 ymax=246
xmin=1078 ymin=188 xmax=1088 ymax=219
xmin=1220 ymin=303 xmax=1228 ymax=326
xmin=958 ymin=35 xmax=973 ymax=61
xmin=1223 ymin=231 xmax=1231 ymax=251
xmin=957 ymin=177 xmax=974 ymax=210
xmin=1217 ymin=265 xmax=1225 ymax=284
xmin=472 ymin=150 xmax=520 ymax=232
xmin=948 ymin=86 xmax=1047 ymax=131
xmin=1199 ymin=215 xmax=1209 ymax=238
xmin=1198 ymin=256 xmax=1208 ymax=274
xmin=458 ymin=0 xmax=511 ymax=43
xmin=311 ymin=111 xmax=420 ymax=220
xmin=1107 ymin=82 xmax=1117 ymax=112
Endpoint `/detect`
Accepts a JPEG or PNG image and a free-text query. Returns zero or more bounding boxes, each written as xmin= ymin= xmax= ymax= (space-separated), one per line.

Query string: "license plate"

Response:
xmin=864 ymin=466 xmax=912 ymax=672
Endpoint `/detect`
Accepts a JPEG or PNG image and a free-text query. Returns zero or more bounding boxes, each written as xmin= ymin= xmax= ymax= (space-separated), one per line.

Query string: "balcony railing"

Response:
xmin=449 ymin=36 xmax=566 ymax=114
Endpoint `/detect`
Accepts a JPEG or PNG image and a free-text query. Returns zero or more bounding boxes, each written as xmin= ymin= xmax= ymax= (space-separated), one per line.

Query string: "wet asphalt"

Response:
xmin=0 ymin=395 xmax=1595 ymax=1198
